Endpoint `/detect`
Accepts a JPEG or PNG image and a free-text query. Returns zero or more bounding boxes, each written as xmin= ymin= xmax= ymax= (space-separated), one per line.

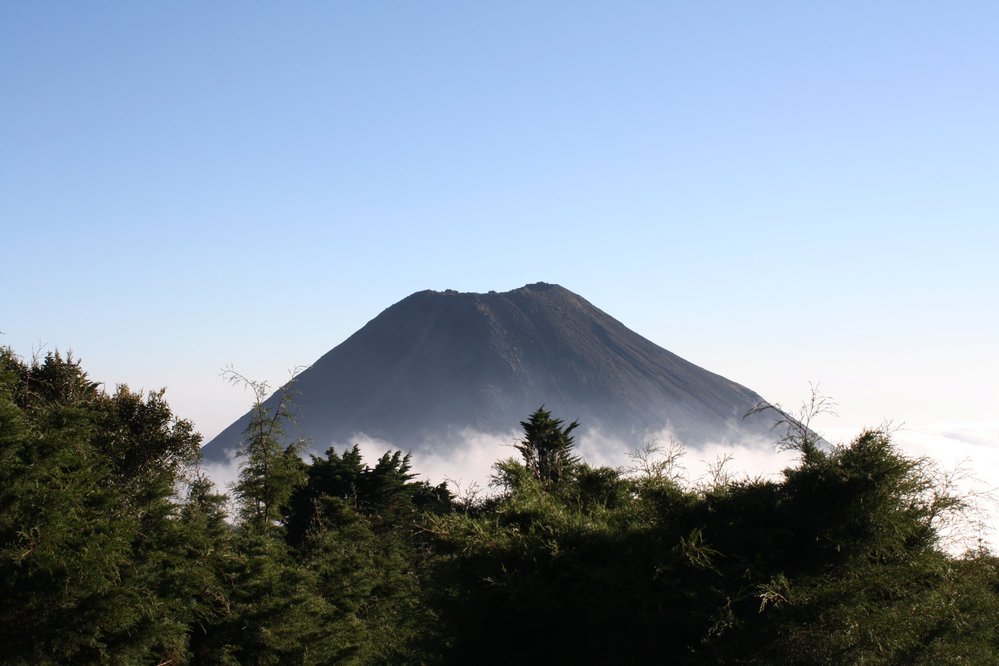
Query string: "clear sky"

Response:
xmin=3 ymin=3 xmax=997 ymax=480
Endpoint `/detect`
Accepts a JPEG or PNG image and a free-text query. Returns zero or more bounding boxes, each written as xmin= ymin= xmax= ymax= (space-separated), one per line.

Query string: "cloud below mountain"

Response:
xmin=198 ymin=419 xmax=999 ymax=553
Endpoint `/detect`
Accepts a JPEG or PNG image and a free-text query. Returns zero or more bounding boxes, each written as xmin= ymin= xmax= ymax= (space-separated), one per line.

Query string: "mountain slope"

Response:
xmin=203 ymin=283 xmax=780 ymax=460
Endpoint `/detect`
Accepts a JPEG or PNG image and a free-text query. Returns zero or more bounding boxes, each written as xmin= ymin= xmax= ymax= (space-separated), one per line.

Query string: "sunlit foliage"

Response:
xmin=1 ymin=349 xmax=995 ymax=664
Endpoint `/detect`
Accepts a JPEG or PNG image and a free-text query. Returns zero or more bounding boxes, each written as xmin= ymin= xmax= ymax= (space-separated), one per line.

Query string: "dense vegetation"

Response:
xmin=2 ymin=348 xmax=997 ymax=664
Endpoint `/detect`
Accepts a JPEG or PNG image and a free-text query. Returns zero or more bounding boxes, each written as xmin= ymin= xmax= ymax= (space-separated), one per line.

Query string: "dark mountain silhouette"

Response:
xmin=203 ymin=283 xmax=782 ymax=461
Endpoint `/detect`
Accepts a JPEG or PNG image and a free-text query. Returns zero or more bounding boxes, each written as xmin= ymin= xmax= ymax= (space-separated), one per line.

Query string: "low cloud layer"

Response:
xmin=198 ymin=420 xmax=999 ymax=552
xmin=890 ymin=421 xmax=999 ymax=550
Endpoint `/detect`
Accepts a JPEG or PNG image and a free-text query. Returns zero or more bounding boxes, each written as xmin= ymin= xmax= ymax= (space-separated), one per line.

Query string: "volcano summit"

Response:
xmin=203 ymin=283 xmax=780 ymax=461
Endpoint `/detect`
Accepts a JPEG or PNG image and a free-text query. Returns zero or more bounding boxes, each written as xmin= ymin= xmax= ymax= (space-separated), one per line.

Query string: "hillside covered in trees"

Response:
xmin=2 ymin=347 xmax=997 ymax=664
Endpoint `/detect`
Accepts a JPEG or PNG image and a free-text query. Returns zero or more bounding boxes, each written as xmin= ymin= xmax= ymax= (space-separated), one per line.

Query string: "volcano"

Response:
xmin=202 ymin=283 xmax=781 ymax=461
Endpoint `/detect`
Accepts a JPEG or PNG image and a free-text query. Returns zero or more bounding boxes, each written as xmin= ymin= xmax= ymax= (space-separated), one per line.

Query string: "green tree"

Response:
xmin=427 ymin=405 xmax=999 ymax=665
xmin=204 ymin=370 xmax=335 ymax=663
xmin=0 ymin=348 xmax=213 ymax=663
xmin=515 ymin=406 xmax=580 ymax=487
xmin=226 ymin=370 xmax=307 ymax=532
xmin=283 ymin=445 xmax=454 ymax=662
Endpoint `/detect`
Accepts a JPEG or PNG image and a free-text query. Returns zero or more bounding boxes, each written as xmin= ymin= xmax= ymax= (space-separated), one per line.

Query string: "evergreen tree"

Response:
xmin=227 ymin=371 xmax=307 ymax=532
xmin=283 ymin=444 xmax=454 ymax=661
xmin=5 ymin=349 xmax=997 ymax=664
xmin=427 ymin=409 xmax=999 ymax=665
xmin=515 ymin=406 xmax=580 ymax=487
xmin=0 ymin=348 xmax=214 ymax=663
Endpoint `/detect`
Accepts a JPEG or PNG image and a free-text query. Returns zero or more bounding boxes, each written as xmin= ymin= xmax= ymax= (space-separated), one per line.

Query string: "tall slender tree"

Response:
xmin=226 ymin=370 xmax=307 ymax=531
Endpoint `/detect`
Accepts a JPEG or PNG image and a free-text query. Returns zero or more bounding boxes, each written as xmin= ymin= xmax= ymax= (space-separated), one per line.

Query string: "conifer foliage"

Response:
xmin=2 ymin=346 xmax=997 ymax=664
xmin=0 ymin=348 xmax=207 ymax=662
xmin=515 ymin=406 xmax=580 ymax=486
xmin=430 ymin=410 xmax=999 ymax=664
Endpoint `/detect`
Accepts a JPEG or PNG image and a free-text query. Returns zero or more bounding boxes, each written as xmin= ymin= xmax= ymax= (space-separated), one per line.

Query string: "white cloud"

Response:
xmin=890 ymin=421 xmax=999 ymax=552
xmin=408 ymin=428 xmax=521 ymax=499
xmin=195 ymin=420 xmax=999 ymax=553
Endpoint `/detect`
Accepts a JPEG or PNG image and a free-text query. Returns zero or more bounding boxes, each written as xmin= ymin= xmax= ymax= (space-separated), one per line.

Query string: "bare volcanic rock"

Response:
xmin=202 ymin=283 xmax=780 ymax=460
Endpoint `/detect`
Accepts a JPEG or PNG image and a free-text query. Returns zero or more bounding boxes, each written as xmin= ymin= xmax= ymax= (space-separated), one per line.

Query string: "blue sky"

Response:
xmin=3 ymin=2 xmax=997 ymax=456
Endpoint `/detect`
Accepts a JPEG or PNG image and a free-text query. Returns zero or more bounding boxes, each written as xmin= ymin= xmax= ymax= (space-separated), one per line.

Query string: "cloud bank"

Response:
xmin=197 ymin=420 xmax=999 ymax=552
